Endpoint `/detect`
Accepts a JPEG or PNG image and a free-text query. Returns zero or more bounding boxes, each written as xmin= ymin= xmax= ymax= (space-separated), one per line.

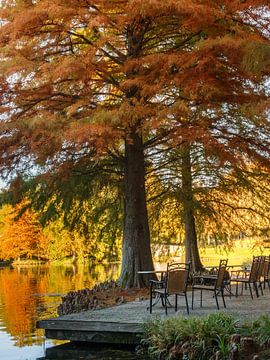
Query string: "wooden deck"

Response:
xmin=37 ymin=285 xmax=270 ymax=345
xmin=36 ymin=298 xmax=151 ymax=345
xmin=37 ymin=319 xmax=142 ymax=345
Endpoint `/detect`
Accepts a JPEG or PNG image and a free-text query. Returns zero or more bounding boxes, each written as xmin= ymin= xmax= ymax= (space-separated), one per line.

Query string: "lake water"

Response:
xmin=0 ymin=264 xmax=143 ymax=360
xmin=0 ymin=246 xmax=256 ymax=359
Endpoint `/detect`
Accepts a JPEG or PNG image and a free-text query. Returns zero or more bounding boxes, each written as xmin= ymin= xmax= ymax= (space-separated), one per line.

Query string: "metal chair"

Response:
xmin=149 ymin=262 xmax=190 ymax=315
xmin=263 ymin=255 xmax=270 ymax=290
xmin=232 ymin=256 xmax=261 ymax=298
xmin=192 ymin=259 xmax=228 ymax=310
xmin=256 ymin=256 xmax=266 ymax=296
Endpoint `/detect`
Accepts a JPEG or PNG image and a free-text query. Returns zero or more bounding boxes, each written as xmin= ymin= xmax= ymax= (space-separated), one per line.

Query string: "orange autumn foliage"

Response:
xmin=0 ymin=268 xmax=39 ymax=347
xmin=0 ymin=0 xmax=269 ymax=285
xmin=0 ymin=1 xmax=269 ymax=169
xmin=0 ymin=203 xmax=45 ymax=261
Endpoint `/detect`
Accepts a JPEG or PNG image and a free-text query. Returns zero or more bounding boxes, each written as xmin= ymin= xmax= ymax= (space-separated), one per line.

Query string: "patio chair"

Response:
xmin=149 ymin=262 xmax=190 ymax=315
xmin=263 ymin=255 xmax=270 ymax=290
xmin=256 ymin=256 xmax=266 ymax=296
xmin=232 ymin=256 xmax=261 ymax=298
xmin=191 ymin=259 xmax=228 ymax=310
xmin=148 ymin=262 xmax=186 ymax=308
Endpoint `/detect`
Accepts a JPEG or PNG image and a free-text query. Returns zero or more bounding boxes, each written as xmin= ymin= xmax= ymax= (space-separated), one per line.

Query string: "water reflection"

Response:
xmin=0 ymin=252 xmax=252 ymax=359
xmin=38 ymin=343 xmax=145 ymax=360
xmin=0 ymin=264 xmax=120 ymax=359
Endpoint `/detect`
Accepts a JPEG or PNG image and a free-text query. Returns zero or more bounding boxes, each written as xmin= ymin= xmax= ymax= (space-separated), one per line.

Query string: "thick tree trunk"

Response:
xmin=118 ymin=130 xmax=156 ymax=288
xmin=181 ymin=145 xmax=204 ymax=272
xmin=118 ymin=21 xmax=156 ymax=288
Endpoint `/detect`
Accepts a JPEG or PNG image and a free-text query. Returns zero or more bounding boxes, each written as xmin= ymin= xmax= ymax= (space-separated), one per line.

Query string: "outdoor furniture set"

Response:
xmin=143 ymin=255 xmax=270 ymax=315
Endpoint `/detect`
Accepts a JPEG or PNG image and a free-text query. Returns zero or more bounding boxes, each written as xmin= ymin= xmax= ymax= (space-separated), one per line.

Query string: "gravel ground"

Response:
xmin=58 ymin=284 xmax=270 ymax=324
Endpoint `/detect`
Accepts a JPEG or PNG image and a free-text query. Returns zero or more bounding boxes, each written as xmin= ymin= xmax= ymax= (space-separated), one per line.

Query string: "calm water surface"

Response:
xmin=0 ymin=264 xmax=142 ymax=360
xmin=0 ymin=251 xmax=251 ymax=359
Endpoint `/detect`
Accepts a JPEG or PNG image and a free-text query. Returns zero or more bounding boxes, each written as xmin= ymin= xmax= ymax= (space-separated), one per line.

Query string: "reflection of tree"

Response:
xmin=0 ymin=267 xmax=41 ymax=347
xmin=0 ymin=264 xmax=120 ymax=347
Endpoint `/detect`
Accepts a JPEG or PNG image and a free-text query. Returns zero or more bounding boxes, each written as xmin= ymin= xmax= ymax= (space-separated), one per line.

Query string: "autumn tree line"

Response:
xmin=0 ymin=1 xmax=270 ymax=287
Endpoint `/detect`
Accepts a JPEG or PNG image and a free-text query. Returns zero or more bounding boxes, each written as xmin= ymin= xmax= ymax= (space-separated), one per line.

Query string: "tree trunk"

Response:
xmin=181 ymin=145 xmax=204 ymax=272
xmin=118 ymin=21 xmax=156 ymax=288
xmin=118 ymin=130 xmax=156 ymax=288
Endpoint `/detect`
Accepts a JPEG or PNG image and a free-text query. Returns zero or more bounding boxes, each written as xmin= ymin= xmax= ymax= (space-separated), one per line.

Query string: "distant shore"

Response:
xmin=0 ymin=261 xmax=11 ymax=267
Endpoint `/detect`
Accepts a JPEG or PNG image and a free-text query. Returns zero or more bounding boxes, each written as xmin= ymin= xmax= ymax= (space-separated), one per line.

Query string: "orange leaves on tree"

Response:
xmin=0 ymin=0 xmax=270 ymax=285
xmin=0 ymin=202 xmax=44 ymax=261
xmin=0 ymin=0 xmax=269 ymax=162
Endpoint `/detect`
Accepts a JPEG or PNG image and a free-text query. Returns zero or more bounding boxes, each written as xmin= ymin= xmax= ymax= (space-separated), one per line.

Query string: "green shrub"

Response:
xmin=143 ymin=313 xmax=270 ymax=359
xmin=143 ymin=313 xmax=237 ymax=360
xmin=240 ymin=314 xmax=270 ymax=347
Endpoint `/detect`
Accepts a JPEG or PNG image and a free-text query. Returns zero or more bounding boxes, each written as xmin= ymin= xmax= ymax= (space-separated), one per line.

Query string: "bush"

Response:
xmin=143 ymin=313 xmax=270 ymax=359
xmin=240 ymin=314 xmax=270 ymax=347
xmin=143 ymin=313 xmax=238 ymax=360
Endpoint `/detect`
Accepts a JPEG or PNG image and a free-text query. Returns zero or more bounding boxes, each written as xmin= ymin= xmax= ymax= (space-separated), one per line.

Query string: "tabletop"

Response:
xmin=137 ymin=270 xmax=166 ymax=274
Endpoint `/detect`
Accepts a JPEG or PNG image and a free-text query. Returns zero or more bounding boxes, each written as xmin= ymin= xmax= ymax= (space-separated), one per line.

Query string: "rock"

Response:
xmin=229 ymin=344 xmax=239 ymax=360
xmin=116 ymin=296 xmax=125 ymax=305
xmin=57 ymin=280 xmax=119 ymax=315
xmin=240 ymin=337 xmax=257 ymax=356
xmin=231 ymin=334 xmax=241 ymax=344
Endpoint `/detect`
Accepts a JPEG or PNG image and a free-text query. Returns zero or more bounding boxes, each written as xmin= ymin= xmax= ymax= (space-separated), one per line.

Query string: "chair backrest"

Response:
xmin=215 ymin=259 xmax=228 ymax=290
xmin=255 ymin=256 xmax=266 ymax=281
xmin=166 ymin=263 xmax=190 ymax=294
xmin=263 ymin=256 xmax=270 ymax=278
xmin=162 ymin=262 xmax=184 ymax=282
xmin=167 ymin=262 xmax=186 ymax=271
xmin=249 ymin=257 xmax=260 ymax=282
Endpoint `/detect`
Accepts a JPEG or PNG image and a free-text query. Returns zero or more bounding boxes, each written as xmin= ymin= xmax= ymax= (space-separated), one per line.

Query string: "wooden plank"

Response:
xmin=37 ymin=319 xmax=143 ymax=334
xmin=39 ymin=342 xmax=139 ymax=359
xmin=44 ymin=329 xmax=142 ymax=345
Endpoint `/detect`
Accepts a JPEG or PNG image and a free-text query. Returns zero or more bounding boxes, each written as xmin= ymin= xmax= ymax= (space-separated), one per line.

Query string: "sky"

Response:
xmin=0 ymin=178 xmax=5 ymax=190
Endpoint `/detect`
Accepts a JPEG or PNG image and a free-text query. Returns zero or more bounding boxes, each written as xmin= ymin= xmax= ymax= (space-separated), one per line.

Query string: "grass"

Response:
xmin=142 ymin=313 xmax=270 ymax=360
xmin=154 ymin=238 xmax=268 ymax=268
xmin=143 ymin=313 xmax=237 ymax=360
xmin=200 ymin=245 xmax=264 ymax=268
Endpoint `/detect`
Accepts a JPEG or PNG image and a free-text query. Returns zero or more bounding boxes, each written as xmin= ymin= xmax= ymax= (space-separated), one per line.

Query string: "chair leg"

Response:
xmin=175 ymin=294 xmax=178 ymax=312
xmin=165 ymin=292 xmax=168 ymax=316
xmin=191 ymin=287 xmax=194 ymax=310
xmin=185 ymin=293 xmax=189 ymax=314
xmin=161 ymin=295 xmax=165 ymax=307
xmin=236 ymin=282 xmax=239 ymax=297
xmin=248 ymin=283 xmax=253 ymax=299
xmin=200 ymin=290 xmax=203 ymax=308
xmin=254 ymin=282 xmax=259 ymax=298
xmin=150 ymin=288 xmax=153 ymax=314
xmin=221 ymin=289 xmax=226 ymax=308
xmin=214 ymin=291 xmax=219 ymax=310
xmin=260 ymin=282 xmax=264 ymax=296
